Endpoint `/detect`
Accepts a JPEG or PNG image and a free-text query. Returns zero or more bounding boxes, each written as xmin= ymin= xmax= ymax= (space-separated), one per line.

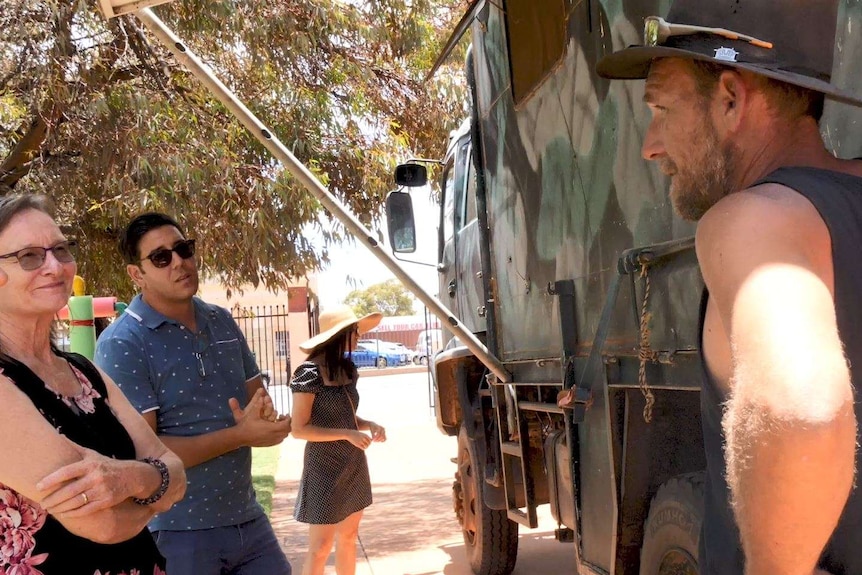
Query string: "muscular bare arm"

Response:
xmin=697 ymin=188 xmax=856 ymax=575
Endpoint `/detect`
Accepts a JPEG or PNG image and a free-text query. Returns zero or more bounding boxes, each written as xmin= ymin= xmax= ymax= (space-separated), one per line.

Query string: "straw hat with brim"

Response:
xmin=300 ymin=305 xmax=383 ymax=353
xmin=596 ymin=0 xmax=862 ymax=108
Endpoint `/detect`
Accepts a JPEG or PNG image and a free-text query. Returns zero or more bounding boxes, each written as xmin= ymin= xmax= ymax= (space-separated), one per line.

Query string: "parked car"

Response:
xmin=391 ymin=342 xmax=416 ymax=365
xmin=413 ymin=329 xmax=443 ymax=365
xmin=358 ymin=339 xmax=411 ymax=365
xmin=351 ymin=342 xmax=404 ymax=368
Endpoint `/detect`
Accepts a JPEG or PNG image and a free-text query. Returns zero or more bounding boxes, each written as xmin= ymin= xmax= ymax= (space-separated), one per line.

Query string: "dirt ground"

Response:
xmin=269 ymin=370 xmax=577 ymax=575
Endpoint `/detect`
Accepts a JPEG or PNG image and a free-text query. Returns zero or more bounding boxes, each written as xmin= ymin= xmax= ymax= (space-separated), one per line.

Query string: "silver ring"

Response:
xmin=81 ymin=492 xmax=89 ymax=505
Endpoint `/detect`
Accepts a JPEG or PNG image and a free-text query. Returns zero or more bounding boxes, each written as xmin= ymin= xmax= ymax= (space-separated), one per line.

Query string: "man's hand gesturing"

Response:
xmin=229 ymin=389 xmax=291 ymax=447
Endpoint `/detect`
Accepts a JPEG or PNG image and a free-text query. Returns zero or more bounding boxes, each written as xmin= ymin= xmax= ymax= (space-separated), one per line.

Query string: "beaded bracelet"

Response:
xmin=132 ymin=457 xmax=170 ymax=506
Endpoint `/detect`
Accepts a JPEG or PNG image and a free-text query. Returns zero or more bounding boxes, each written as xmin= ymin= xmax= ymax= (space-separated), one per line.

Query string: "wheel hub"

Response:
xmin=658 ymin=549 xmax=698 ymax=575
xmin=456 ymin=443 xmax=478 ymax=541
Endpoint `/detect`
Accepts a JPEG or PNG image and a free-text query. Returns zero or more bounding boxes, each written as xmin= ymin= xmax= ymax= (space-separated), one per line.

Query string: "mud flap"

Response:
xmin=544 ymin=429 xmax=577 ymax=529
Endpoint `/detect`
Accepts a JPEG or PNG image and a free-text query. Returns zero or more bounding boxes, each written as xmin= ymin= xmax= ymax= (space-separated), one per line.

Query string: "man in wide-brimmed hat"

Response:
xmin=598 ymin=1 xmax=862 ymax=574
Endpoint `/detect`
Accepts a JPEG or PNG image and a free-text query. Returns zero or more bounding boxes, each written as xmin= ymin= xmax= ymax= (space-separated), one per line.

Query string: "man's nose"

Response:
xmin=641 ymin=121 xmax=664 ymax=161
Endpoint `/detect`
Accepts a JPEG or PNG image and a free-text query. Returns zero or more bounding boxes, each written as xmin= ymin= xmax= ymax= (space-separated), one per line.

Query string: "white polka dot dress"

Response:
xmin=290 ymin=362 xmax=372 ymax=524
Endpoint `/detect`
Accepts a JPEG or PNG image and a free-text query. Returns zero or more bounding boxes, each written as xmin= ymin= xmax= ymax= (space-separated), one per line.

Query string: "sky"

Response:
xmin=314 ymin=188 xmax=441 ymax=311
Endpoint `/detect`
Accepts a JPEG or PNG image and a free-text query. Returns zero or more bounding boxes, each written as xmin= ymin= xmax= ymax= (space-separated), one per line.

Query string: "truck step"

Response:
xmin=518 ymin=400 xmax=564 ymax=414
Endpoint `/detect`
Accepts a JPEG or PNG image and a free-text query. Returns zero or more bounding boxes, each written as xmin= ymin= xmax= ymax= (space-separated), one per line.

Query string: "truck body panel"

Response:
xmin=394 ymin=1 xmax=862 ymax=573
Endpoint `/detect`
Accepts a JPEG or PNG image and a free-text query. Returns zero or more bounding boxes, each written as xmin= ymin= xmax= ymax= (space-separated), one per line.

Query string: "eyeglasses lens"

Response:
xmin=147 ymin=240 xmax=196 ymax=269
xmin=17 ymin=241 xmax=76 ymax=271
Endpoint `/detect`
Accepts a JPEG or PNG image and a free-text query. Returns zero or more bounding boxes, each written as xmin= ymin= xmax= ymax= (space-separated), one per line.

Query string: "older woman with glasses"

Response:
xmin=0 ymin=194 xmax=186 ymax=574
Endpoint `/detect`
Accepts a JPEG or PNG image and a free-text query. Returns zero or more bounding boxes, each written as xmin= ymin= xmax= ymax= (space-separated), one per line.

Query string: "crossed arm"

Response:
xmin=697 ymin=187 xmax=856 ymax=575
xmin=0 ymin=369 xmax=186 ymax=544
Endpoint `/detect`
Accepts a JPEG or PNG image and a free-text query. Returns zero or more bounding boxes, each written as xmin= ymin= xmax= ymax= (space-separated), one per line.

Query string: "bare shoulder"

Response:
xmin=92 ymin=364 xmax=124 ymax=399
xmin=700 ymin=183 xmax=822 ymax=233
xmin=696 ymin=184 xmax=829 ymax=278
xmin=0 ymin=370 xmax=40 ymax=415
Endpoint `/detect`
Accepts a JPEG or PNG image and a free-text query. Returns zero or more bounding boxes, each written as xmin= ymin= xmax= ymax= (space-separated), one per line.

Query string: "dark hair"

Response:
xmin=0 ymin=194 xmax=55 ymax=236
xmin=118 ymin=212 xmax=185 ymax=264
xmin=313 ymin=324 xmax=358 ymax=382
xmin=690 ymin=60 xmax=825 ymax=122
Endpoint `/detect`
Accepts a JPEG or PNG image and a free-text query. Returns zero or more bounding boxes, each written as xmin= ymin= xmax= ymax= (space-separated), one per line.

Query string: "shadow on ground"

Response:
xmin=272 ymin=477 xmax=458 ymax=567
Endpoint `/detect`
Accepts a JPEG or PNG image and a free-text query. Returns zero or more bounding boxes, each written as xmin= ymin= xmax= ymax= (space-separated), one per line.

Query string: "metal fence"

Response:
xmin=231 ymin=304 xmax=293 ymax=416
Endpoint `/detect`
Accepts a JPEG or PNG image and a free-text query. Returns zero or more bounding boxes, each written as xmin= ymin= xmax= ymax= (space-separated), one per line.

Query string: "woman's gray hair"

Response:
xmin=0 ymin=194 xmax=56 ymax=236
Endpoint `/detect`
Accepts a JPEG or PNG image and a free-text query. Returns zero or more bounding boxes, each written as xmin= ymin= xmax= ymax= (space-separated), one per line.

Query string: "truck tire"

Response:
xmin=639 ymin=472 xmax=704 ymax=575
xmin=454 ymin=426 xmax=518 ymax=575
xmin=376 ymin=357 xmax=387 ymax=368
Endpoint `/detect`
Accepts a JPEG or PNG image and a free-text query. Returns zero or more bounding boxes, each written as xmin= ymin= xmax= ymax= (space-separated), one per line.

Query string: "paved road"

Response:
xmin=270 ymin=371 xmax=577 ymax=575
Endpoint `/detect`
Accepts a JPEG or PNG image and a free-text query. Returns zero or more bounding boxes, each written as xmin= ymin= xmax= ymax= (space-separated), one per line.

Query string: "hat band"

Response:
xmin=662 ymin=34 xmax=831 ymax=82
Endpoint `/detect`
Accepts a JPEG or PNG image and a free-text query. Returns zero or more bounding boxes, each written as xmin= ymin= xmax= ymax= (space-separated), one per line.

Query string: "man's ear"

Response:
xmin=715 ymin=69 xmax=748 ymax=132
xmin=127 ymin=263 xmax=145 ymax=289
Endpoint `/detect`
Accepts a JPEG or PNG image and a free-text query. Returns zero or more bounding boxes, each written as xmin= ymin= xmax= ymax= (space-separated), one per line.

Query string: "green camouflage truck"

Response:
xmin=386 ymin=1 xmax=862 ymax=574
xmin=97 ymin=0 xmax=862 ymax=573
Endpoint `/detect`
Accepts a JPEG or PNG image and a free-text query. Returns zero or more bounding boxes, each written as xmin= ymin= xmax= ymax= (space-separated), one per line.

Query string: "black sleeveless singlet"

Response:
xmin=699 ymin=167 xmax=862 ymax=575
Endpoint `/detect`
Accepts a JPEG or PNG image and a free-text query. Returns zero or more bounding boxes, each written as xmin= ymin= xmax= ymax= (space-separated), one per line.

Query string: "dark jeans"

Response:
xmin=153 ymin=515 xmax=291 ymax=575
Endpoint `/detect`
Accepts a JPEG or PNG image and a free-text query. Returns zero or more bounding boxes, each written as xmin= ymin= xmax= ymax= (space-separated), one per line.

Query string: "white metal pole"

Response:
xmin=133 ymin=8 xmax=511 ymax=383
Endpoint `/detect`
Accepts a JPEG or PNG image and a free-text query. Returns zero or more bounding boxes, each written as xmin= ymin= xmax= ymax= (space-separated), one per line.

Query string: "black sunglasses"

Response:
xmin=0 ymin=240 xmax=77 ymax=271
xmin=140 ymin=239 xmax=196 ymax=268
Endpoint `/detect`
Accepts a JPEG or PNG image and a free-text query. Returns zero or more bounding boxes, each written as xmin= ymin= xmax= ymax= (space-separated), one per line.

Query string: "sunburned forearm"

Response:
xmin=58 ymin=499 xmax=156 ymax=544
xmin=725 ymin=396 xmax=856 ymax=575
xmin=159 ymin=427 xmax=243 ymax=469
xmin=291 ymin=424 xmax=350 ymax=442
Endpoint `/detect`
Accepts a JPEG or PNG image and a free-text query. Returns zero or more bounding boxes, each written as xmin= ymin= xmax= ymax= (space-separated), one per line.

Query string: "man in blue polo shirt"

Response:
xmin=96 ymin=212 xmax=292 ymax=575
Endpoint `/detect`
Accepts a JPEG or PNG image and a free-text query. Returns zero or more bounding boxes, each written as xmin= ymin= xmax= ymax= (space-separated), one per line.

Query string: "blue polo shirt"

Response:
xmin=95 ymin=295 xmax=265 ymax=531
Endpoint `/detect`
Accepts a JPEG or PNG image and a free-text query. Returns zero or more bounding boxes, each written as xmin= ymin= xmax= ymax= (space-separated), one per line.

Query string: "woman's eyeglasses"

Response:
xmin=0 ymin=240 xmax=77 ymax=271
xmin=140 ymin=239 xmax=196 ymax=268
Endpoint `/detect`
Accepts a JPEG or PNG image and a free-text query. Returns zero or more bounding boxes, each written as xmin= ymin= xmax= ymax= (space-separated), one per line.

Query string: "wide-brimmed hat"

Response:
xmin=596 ymin=0 xmax=862 ymax=108
xmin=299 ymin=304 xmax=383 ymax=352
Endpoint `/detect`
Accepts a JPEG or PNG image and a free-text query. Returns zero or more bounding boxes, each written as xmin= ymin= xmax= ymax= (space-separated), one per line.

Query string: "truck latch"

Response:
xmin=557 ymin=356 xmax=593 ymax=422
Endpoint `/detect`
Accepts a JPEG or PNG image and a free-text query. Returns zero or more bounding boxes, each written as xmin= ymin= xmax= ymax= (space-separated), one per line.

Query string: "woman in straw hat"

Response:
xmin=289 ymin=304 xmax=387 ymax=575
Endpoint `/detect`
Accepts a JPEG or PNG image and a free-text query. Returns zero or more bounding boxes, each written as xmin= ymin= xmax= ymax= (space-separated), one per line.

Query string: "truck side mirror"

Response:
xmin=394 ymin=163 xmax=428 ymax=187
xmin=385 ymin=191 xmax=417 ymax=253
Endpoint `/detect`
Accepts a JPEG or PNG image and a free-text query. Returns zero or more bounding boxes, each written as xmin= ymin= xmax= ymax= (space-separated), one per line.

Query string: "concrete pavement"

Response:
xmin=269 ymin=371 xmax=577 ymax=575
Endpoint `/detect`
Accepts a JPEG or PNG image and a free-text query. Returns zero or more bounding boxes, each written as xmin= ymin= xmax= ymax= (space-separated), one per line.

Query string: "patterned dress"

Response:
xmin=0 ymin=352 xmax=167 ymax=575
xmin=290 ymin=361 xmax=372 ymax=524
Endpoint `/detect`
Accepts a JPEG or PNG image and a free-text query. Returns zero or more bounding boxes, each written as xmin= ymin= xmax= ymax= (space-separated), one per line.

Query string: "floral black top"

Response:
xmin=0 ymin=352 xmax=166 ymax=575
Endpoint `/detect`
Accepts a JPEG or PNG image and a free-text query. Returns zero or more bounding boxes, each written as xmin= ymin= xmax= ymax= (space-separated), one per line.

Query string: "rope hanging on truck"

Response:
xmin=638 ymin=265 xmax=657 ymax=423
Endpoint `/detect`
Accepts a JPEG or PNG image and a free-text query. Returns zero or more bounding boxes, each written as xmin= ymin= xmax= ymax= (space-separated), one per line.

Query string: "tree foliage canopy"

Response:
xmin=0 ymin=0 xmax=467 ymax=298
xmin=345 ymin=278 xmax=414 ymax=316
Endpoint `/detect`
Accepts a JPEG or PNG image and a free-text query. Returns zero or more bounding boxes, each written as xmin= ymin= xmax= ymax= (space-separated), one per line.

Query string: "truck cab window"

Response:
xmin=464 ymin=143 xmax=478 ymax=227
xmin=442 ymin=155 xmax=456 ymax=244
xmin=454 ymin=139 xmax=472 ymax=232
